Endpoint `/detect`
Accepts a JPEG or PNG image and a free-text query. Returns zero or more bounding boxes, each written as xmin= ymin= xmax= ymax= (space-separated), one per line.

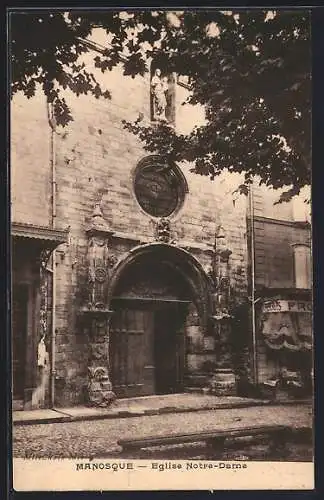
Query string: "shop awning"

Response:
xmin=12 ymin=222 xmax=69 ymax=269
xmin=261 ymin=298 xmax=312 ymax=352
xmin=11 ymin=222 xmax=69 ymax=249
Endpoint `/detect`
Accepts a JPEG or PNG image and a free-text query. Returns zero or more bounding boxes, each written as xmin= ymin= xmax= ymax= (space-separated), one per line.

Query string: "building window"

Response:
xmin=134 ymin=155 xmax=188 ymax=218
xmin=293 ymin=244 xmax=311 ymax=289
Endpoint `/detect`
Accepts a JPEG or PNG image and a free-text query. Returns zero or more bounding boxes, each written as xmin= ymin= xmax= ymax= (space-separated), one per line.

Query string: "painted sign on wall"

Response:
xmin=262 ymin=299 xmax=312 ymax=314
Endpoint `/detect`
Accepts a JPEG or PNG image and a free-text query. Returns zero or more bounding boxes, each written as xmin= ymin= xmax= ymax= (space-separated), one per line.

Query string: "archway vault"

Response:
xmin=108 ymin=242 xmax=212 ymax=333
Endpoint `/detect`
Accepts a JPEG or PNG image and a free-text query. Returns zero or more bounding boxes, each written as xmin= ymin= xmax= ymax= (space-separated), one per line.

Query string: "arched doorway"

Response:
xmin=108 ymin=243 xmax=211 ymax=398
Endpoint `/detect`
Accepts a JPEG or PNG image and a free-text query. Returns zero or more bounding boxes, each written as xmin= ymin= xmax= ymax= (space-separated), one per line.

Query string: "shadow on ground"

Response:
xmin=104 ymin=428 xmax=313 ymax=462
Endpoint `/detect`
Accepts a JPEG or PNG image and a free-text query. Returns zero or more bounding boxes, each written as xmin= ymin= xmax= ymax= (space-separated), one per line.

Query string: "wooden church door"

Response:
xmin=110 ymin=307 xmax=155 ymax=398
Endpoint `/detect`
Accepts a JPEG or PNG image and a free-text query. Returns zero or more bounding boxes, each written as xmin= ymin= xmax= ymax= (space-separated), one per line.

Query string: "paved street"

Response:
xmin=13 ymin=403 xmax=312 ymax=460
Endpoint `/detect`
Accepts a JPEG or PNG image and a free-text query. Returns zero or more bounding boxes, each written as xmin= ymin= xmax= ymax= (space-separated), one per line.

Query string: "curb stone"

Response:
xmin=13 ymin=398 xmax=311 ymax=427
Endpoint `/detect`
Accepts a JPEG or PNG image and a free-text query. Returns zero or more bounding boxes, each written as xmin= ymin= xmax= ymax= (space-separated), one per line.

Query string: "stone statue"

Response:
xmin=151 ymin=68 xmax=169 ymax=121
xmin=156 ymin=218 xmax=172 ymax=243
xmin=88 ymin=366 xmax=116 ymax=407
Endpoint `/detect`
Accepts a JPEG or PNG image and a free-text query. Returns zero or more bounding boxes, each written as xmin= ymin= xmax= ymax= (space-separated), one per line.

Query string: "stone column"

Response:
xmin=207 ymin=226 xmax=237 ymax=396
xmin=209 ymin=313 xmax=237 ymax=396
xmin=86 ymin=310 xmax=116 ymax=407
xmin=83 ymin=203 xmax=117 ymax=406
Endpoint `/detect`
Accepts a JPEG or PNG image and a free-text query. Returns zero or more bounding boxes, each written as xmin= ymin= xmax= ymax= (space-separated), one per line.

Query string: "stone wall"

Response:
xmin=253 ymin=218 xmax=311 ymax=289
xmin=11 ymin=91 xmax=52 ymax=227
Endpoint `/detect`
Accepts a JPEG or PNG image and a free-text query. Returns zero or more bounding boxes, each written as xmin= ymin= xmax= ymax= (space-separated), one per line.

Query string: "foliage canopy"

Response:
xmin=10 ymin=10 xmax=311 ymax=199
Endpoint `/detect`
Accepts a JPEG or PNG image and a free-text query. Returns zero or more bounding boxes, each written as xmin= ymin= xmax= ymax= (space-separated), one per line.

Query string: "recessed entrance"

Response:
xmin=154 ymin=304 xmax=187 ymax=395
xmin=108 ymin=243 xmax=212 ymax=399
xmin=110 ymin=299 xmax=190 ymax=398
xmin=109 ymin=248 xmax=199 ymax=398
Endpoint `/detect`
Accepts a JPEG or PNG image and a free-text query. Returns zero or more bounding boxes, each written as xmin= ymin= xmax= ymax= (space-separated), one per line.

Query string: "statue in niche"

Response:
xmin=151 ymin=68 xmax=169 ymax=122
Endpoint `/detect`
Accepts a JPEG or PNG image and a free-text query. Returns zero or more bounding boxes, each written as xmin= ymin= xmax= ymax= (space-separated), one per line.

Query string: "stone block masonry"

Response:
xmin=11 ymin=92 xmax=52 ymax=227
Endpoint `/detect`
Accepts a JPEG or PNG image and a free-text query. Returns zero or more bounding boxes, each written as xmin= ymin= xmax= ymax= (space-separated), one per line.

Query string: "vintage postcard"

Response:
xmin=10 ymin=8 xmax=314 ymax=491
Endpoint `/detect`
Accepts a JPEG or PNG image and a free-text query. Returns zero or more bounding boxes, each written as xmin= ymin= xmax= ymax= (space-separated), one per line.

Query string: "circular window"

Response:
xmin=134 ymin=156 xmax=187 ymax=218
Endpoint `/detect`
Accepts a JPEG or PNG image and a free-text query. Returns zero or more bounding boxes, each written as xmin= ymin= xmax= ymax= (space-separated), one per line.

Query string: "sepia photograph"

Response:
xmin=9 ymin=8 xmax=313 ymax=491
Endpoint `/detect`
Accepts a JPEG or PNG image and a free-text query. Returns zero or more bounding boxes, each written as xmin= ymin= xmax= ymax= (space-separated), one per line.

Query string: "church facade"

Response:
xmin=11 ymin=40 xmax=312 ymax=410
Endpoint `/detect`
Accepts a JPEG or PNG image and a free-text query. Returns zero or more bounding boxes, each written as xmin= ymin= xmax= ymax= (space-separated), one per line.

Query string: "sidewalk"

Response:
xmin=12 ymin=393 xmax=311 ymax=426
